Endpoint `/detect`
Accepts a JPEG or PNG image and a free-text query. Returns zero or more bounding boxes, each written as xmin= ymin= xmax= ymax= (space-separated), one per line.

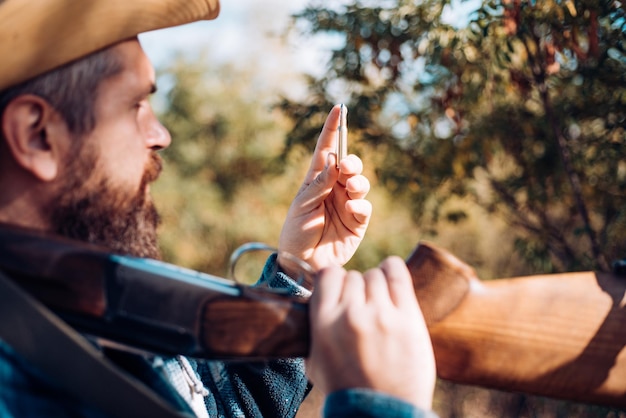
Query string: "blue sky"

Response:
xmin=139 ymin=0 xmax=480 ymax=102
xmin=140 ymin=0 xmax=479 ymax=66
xmin=140 ymin=0 xmax=312 ymax=70
xmin=139 ymin=0 xmax=326 ymax=102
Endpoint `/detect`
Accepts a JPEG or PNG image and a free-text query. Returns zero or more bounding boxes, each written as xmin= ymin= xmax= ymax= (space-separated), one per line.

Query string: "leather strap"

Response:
xmin=0 ymin=270 xmax=193 ymax=418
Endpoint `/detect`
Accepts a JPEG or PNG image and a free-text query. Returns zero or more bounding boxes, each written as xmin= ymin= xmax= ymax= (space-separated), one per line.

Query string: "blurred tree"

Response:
xmin=279 ymin=0 xmax=626 ymax=273
xmin=152 ymin=54 xmax=298 ymax=277
xmin=151 ymin=52 xmax=424 ymax=279
xmin=152 ymin=52 xmax=428 ymax=279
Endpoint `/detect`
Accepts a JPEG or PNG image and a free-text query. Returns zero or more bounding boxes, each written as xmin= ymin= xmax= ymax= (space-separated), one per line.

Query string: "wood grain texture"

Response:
xmin=407 ymin=242 xmax=626 ymax=407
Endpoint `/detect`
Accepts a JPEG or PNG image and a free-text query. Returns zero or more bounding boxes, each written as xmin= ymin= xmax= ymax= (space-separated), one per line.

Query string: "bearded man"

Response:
xmin=0 ymin=1 xmax=437 ymax=417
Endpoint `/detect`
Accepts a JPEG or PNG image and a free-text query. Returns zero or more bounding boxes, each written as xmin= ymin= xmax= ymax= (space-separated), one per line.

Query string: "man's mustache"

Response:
xmin=144 ymin=152 xmax=163 ymax=185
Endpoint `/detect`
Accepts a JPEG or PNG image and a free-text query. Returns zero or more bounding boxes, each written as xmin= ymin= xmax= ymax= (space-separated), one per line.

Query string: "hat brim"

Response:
xmin=0 ymin=0 xmax=220 ymax=90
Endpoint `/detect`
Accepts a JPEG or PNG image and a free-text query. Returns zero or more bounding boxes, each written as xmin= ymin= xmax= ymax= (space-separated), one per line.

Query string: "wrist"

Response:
xmin=324 ymin=388 xmax=437 ymax=418
xmin=276 ymin=252 xmax=316 ymax=290
xmin=258 ymin=253 xmax=312 ymax=297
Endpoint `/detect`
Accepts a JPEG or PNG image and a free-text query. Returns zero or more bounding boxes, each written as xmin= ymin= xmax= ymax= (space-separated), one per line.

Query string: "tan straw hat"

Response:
xmin=0 ymin=0 xmax=220 ymax=91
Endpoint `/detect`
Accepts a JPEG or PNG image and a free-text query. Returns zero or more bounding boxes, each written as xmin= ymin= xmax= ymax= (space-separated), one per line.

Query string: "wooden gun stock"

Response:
xmin=406 ymin=242 xmax=626 ymax=408
xmin=2 ymin=223 xmax=625 ymax=407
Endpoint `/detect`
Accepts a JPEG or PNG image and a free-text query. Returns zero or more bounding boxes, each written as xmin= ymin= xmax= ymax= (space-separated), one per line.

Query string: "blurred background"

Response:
xmin=140 ymin=0 xmax=626 ymax=416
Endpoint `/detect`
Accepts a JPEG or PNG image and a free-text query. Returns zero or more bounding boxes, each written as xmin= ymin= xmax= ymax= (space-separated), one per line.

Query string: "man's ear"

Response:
xmin=1 ymin=94 xmax=69 ymax=181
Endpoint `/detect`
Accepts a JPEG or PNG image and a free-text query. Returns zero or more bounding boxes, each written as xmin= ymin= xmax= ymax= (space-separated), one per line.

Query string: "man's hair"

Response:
xmin=0 ymin=46 xmax=122 ymax=138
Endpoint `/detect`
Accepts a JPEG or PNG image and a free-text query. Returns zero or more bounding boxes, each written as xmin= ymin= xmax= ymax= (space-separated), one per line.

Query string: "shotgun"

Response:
xmin=0 ymin=222 xmax=625 ymax=407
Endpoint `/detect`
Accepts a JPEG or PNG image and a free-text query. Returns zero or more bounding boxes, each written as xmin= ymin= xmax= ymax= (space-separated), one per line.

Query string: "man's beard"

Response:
xmin=50 ymin=147 xmax=163 ymax=260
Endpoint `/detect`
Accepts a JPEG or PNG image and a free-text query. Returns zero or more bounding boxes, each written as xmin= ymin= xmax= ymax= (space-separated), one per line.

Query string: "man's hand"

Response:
xmin=307 ymin=257 xmax=436 ymax=410
xmin=278 ymin=105 xmax=371 ymax=275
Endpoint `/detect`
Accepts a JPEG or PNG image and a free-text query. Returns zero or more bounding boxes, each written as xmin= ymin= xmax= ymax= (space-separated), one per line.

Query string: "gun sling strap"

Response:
xmin=0 ymin=270 xmax=193 ymax=418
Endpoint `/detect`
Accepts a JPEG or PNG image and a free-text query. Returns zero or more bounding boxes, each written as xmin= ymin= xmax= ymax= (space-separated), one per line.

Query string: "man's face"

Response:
xmin=51 ymin=39 xmax=171 ymax=259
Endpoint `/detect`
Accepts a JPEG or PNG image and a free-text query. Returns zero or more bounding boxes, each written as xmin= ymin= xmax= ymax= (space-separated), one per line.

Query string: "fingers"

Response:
xmin=337 ymin=154 xmax=363 ymax=186
xmin=312 ymin=267 xmax=367 ymax=312
xmin=294 ymin=156 xmax=372 ymax=222
xmin=307 ymin=259 xmax=436 ymax=409
xmin=341 ymin=269 xmax=367 ymax=305
xmin=310 ymin=266 xmax=346 ymax=320
xmin=333 ymin=154 xmax=371 ymax=225
xmin=299 ymin=107 xmax=370 ymax=209
xmin=363 ymin=267 xmax=392 ymax=305
xmin=344 ymin=174 xmax=370 ymax=200
xmin=280 ymin=105 xmax=372 ymax=272
xmin=300 ymin=103 xmax=368 ymax=191
xmin=344 ymin=199 xmax=372 ymax=228
xmin=338 ymin=155 xmax=370 ymax=202
xmin=378 ymin=256 xmax=417 ymax=308
xmin=312 ymin=260 xmax=412 ymax=323
xmin=304 ymin=105 xmax=342 ymax=185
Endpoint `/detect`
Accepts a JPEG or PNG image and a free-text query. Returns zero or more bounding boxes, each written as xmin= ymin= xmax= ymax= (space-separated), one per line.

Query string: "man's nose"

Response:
xmin=141 ymin=103 xmax=172 ymax=151
xmin=147 ymin=119 xmax=172 ymax=150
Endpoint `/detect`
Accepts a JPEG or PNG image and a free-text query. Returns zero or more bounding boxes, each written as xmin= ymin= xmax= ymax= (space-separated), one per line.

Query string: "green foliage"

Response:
xmin=158 ymin=56 xmax=281 ymax=202
xmin=151 ymin=54 xmax=425 ymax=277
xmin=280 ymin=0 xmax=626 ymax=272
xmin=152 ymin=55 xmax=296 ymax=276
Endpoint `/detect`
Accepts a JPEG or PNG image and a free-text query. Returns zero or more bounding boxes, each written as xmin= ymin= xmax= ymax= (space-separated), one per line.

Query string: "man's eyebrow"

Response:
xmin=132 ymin=83 xmax=157 ymax=102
